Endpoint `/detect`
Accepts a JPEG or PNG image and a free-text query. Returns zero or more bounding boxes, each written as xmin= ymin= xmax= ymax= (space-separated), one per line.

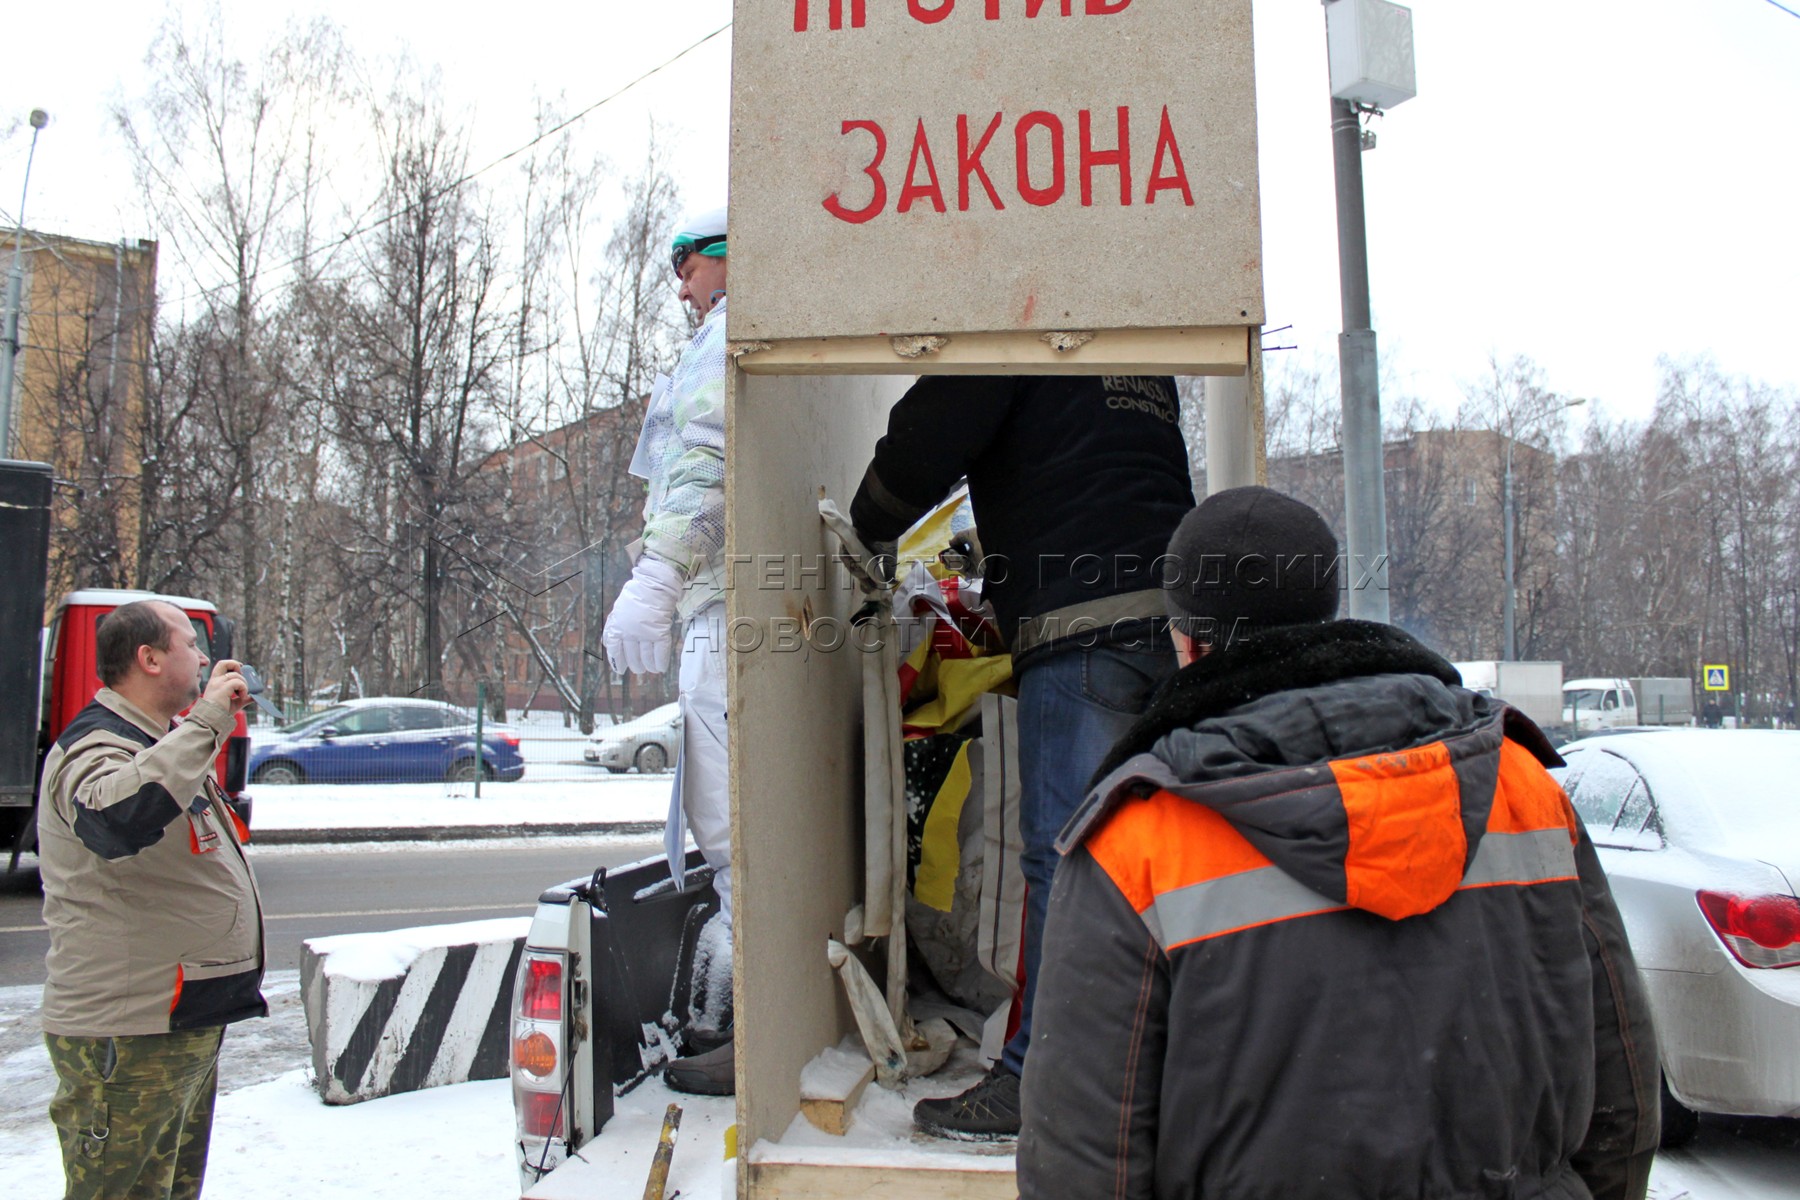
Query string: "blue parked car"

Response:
xmin=248 ymin=698 xmax=526 ymax=785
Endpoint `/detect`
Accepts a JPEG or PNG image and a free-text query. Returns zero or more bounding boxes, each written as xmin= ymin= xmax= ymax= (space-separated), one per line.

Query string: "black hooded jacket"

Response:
xmin=1017 ymin=621 xmax=1659 ymax=1200
xmin=849 ymin=374 xmax=1194 ymax=662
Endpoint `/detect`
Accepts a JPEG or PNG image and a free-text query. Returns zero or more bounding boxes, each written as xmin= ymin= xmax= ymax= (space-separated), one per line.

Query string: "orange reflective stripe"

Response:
xmin=1331 ymin=743 xmax=1466 ymax=920
xmin=1086 ymin=788 xmax=1273 ymax=916
xmin=170 ymin=964 xmax=184 ymax=1014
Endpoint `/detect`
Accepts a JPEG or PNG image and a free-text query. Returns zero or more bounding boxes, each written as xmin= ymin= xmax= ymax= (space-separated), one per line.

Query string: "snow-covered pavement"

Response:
xmin=0 ymin=970 xmax=732 ymax=1200
xmin=249 ymin=774 xmax=671 ymax=834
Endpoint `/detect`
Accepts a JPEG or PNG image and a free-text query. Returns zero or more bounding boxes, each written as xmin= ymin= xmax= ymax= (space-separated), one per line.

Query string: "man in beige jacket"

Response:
xmin=38 ymin=600 xmax=262 ymax=1200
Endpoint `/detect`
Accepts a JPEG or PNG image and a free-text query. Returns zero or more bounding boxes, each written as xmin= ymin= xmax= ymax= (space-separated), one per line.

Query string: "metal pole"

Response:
xmin=475 ymin=680 xmax=486 ymax=799
xmin=1330 ymin=94 xmax=1390 ymax=623
xmin=0 ymin=116 xmax=47 ymax=459
xmin=1204 ymin=372 xmax=1258 ymax=494
xmin=1502 ymin=437 xmax=1516 ymax=660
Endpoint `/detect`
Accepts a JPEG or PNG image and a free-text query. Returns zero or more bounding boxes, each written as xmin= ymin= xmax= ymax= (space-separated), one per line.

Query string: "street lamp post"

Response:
xmin=1502 ymin=396 xmax=1585 ymax=660
xmin=1323 ymin=1 xmax=1414 ymax=622
xmin=0 ymin=108 xmax=50 ymax=460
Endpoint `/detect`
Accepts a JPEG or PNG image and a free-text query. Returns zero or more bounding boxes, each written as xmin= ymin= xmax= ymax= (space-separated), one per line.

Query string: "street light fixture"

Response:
xmin=1323 ymin=0 xmax=1415 ymax=623
xmin=0 ymin=107 xmax=50 ymax=460
xmin=1502 ymin=395 xmax=1586 ymax=660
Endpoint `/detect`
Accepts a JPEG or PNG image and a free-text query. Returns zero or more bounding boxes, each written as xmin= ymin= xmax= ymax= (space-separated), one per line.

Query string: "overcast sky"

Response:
xmin=3 ymin=0 xmax=1797 ymax=425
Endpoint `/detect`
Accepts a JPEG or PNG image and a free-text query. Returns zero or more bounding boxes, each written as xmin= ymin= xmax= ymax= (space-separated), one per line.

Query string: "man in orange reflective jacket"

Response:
xmin=1017 ymin=487 xmax=1658 ymax=1200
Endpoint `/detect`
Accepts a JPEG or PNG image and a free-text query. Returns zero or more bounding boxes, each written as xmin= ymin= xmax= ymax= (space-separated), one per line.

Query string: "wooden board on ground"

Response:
xmin=797 ymin=1043 xmax=878 ymax=1137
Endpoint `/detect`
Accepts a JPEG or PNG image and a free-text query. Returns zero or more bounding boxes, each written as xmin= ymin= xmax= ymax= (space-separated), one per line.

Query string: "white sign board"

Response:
xmin=728 ymin=0 xmax=1264 ymax=343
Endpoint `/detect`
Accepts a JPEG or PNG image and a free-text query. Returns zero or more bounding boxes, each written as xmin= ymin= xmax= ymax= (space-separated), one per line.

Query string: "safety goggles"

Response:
xmin=671 ymin=234 xmax=727 ymax=277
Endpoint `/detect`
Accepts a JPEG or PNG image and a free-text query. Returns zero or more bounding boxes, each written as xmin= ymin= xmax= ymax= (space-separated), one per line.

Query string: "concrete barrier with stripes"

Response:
xmin=299 ymin=917 xmax=529 ymax=1105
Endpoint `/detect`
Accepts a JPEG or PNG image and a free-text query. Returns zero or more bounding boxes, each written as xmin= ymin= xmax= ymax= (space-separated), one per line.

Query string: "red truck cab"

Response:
xmin=43 ymin=589 xmax=252 ymax=827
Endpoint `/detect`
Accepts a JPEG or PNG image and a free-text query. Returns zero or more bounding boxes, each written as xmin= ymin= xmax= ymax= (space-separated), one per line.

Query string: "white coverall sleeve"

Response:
xmin=641 ymin=314 xmax=728 ymax=573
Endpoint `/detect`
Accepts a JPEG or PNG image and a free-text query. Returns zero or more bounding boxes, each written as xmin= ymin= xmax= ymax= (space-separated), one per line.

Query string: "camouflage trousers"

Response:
xmin=45 ymin=1026 xmax=225 ymax=1200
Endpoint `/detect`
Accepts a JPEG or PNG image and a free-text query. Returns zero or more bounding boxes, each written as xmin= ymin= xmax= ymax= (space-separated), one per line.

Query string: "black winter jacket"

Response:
xmin=1017 ymin=620 xmax=1659 ymax=1200
xmin=849 ymin=375 xmax=1193 ymax=664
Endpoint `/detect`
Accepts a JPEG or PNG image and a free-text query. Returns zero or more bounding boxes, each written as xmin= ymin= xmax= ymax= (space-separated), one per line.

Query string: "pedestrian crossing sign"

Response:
xmin=1703 ymin=665 xmax=1730 ymax=692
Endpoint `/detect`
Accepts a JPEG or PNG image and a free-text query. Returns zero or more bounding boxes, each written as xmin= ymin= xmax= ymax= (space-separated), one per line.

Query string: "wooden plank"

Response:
xmin=797 ymin=1046 xmax=876 ymax=1138
xmin=732 ymin=326 xmax=1250 ymax=377
xmin=748 ymin=1159 xmax=1017 ymax=1200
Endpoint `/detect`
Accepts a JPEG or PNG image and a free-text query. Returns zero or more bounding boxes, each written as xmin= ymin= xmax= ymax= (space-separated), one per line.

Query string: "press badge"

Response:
xmin=628 ymin=373 xmax=675 ymax=482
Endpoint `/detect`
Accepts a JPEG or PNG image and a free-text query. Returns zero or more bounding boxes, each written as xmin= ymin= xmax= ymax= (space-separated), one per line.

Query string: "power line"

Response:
xmin=156 ymin=21 xmax=733 ymax=314
xmin=1764 ymin=0 xmax=1800 ymax=20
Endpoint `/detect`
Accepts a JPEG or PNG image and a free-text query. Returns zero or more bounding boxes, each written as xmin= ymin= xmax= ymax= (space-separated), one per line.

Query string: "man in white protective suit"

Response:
xmin=603 ymin=204 xmax=735 ymax=1096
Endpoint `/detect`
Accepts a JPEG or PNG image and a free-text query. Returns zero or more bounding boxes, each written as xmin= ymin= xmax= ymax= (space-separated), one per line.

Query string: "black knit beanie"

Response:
xmin=1162 ymin=486 xmax=1340 ymax=636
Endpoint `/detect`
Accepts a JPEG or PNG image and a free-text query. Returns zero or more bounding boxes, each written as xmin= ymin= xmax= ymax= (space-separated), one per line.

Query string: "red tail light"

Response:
xmin=503 ymin=735 xmax=521 ymax=748
xmin=520 ymin=956 xmax=563 ymax=1020
xmin=519 ymin=1090 xmax=564 ymax=1138
xmin=1697 ymin=890 xmax=1800 ymax=969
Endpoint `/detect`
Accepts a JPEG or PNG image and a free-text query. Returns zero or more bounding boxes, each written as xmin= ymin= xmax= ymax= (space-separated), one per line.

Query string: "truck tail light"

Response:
xmin=512 ymin=947 xmax=569 ymax=1180
xmin=518 ymin=1090 xmax=564 ymax=1138
xmin=502 ymin=735 xmax=521 ymax=748
xmin=520 ymin=956 xmax=562 ymax=1020
xmin=1697 ymin=890 xmax=1800 ymax=969
xmin=514 ymin=1030 xmax=557 ymax=1077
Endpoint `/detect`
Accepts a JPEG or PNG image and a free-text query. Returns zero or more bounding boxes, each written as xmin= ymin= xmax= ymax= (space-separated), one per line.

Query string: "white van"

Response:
xmin=1563 ymin=677 xmax=1637 ymax=732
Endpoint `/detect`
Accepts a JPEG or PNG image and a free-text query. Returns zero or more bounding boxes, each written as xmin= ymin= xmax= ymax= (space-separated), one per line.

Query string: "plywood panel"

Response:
xmin=727 ymin=371 xmax=915 ymax=1164
xmin=730 ymin=0 xmax=1263 ymax=342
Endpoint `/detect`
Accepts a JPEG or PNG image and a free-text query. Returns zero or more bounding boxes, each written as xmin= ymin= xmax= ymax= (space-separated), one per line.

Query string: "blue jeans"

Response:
xmin=1002 ymin=636 xmax=1175 ymax=1077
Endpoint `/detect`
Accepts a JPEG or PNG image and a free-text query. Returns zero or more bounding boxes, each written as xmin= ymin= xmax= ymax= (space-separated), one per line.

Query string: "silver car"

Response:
xmin=583 ymin=702 xmax=681 ymax=774
xmin=1551 ymin=730 xmax=1800 ymax=1145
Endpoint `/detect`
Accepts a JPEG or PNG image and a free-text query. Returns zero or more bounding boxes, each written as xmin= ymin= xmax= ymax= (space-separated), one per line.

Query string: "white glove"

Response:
xmin=603 ymin=557 xmax=683 ymax=676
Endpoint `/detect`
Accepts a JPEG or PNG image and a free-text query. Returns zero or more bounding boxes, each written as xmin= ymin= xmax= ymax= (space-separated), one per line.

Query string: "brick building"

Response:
xmin=2 ymin=230 xmax=158 ymax=601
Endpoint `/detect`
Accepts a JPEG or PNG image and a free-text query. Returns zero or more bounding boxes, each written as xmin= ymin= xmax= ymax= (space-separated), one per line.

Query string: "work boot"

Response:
xmin=665 ymin=1038 xmax=736 ymax=1096
xmin=912 ymin=1064 xmax=1021 ymax=1140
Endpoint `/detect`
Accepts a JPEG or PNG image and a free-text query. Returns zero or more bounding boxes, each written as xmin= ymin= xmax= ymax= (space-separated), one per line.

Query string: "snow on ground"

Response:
xmin=523 ymin=1080 xmax=735 ymax=1200
xmin=241 ymin=831 xmax=666 ymax=859
xmin=2 ymin=965 xmax=1794 ymax=1199
xmin=3 ymin=1067 xmax=520 ymax=1200
xmin=249 ymin=775 xmax=671 ymax=832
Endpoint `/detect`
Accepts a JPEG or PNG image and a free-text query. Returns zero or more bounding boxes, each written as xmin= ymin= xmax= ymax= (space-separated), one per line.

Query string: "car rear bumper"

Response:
xmin=1651 ymin=963 xmax=1800 ymax=1118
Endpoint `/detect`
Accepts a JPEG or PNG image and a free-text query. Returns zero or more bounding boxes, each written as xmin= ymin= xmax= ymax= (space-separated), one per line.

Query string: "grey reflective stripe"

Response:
xmin=1142 ymin=828 xmax=1577 ymax=951
xmin=1460 ymin=828 xmax=1577 ymax=887
xmin=1012 ymin=589 xmax=1168 ymax=656
xmin=1146 ymin=866 xmax=1347 ymax=951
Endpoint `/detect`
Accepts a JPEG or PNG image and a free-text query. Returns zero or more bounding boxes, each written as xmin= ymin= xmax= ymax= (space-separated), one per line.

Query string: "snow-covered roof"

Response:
xmin=1561 ymin=729 xmax=1800 ymax=861
xmin=58 ymin=588 xmax=219 ymax=614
